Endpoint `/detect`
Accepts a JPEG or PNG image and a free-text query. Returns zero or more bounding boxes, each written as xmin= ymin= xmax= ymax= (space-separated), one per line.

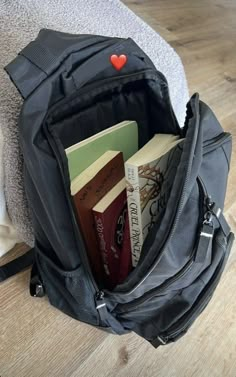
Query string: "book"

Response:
xmin=66 ymin=120 xmax=138 ymax=181
xmin=117 ymin=210 xmax=132 ymax=285
xmin=92 ymin=178 xmax=131 ymax=288
xmin=71 ymin=150 xmax=125 ymax=283
xmin=125 ymin=134 xmax=183 ymax=267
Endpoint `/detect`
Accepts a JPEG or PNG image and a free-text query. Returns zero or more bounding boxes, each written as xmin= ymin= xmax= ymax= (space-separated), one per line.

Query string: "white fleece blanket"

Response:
xmin=0 ymin=0 xmax=189 ymax=253
xmin=0 ymin=127 xmax=19 ymax=256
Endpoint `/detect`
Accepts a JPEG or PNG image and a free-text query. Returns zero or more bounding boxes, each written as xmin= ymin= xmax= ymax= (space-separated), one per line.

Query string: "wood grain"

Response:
xmin=1 ymin=1 xmax=236 ymax=376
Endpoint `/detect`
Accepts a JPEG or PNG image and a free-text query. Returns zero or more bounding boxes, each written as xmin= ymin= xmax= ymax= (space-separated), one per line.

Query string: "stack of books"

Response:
xmin=66 ymin=120 xmax=182 ymax=289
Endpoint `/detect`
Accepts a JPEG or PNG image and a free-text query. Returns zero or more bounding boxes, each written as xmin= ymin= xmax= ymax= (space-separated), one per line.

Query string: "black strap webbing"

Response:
xmin=0 ymin=248 xmax=34 ymax=282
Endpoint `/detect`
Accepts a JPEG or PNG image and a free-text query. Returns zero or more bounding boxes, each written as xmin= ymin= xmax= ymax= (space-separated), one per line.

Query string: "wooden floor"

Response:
xmin=1 ymin=1 xmax=236 ymax=376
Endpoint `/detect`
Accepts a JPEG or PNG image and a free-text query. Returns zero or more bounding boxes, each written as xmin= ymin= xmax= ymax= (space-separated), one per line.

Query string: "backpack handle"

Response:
xmin=4 ymin=29 xmax=115 ymax=99
xmin=5 ymin=29 xmax=155 ymax=100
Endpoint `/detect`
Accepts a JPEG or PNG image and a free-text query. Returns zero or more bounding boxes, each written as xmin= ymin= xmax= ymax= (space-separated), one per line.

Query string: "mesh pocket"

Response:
xmin=36 ymin=247 xmax=99 ymax=326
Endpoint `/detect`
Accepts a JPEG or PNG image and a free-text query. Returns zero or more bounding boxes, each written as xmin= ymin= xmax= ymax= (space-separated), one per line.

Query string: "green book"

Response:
xmin=65 ymin=120 xmax=138 ymax=181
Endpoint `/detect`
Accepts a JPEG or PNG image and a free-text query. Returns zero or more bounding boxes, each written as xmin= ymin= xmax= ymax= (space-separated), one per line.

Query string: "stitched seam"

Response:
xmin=221 ymin=144 xmax=230 ymax=171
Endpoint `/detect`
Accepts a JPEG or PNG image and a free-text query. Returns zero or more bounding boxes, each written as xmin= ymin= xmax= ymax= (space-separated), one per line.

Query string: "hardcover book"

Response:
xmin=117 ymin=210 xmax=132 ymax=285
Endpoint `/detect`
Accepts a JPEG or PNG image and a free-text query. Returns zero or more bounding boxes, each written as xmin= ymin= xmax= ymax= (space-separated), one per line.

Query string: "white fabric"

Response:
xmin=0 ymin=0 xmax=189 ymax=252
xmin=0 ymin=127 xmax=19 ymax=256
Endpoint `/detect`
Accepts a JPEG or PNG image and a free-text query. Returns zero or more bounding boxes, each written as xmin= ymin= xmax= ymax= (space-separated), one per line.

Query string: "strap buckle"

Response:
xmin=30 ymin=274 xmax=45 ymax=297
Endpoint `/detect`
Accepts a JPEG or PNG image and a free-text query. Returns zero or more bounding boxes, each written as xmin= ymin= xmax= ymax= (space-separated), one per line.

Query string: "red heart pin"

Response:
xmin=110 ymin=54 xmax=127 ymax=70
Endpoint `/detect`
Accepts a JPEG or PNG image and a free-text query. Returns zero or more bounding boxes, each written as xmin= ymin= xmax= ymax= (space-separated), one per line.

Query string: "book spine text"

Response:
xmin=125 ymin=163 xmax=143 ymax=267
xmin=93 ymin=214 xmax=110 ymax=277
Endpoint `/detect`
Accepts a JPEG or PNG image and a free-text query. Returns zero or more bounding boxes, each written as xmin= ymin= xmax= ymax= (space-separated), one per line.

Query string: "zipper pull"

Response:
xmin=95 ymin=291 xmax=109 ymax=326
xmin=150 ymin=335 xmax=168 ymax=348
xmin=206 ymin=199 xmax=230 ymax=237
xmin=194 ymin=211 xmax=214 ymax=263
xmin=95 ymin=291 xmax=106 ymax=309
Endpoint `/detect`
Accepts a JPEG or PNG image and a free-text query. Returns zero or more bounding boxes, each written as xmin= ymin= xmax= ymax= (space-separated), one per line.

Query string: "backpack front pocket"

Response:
xmin=148 ymin=231 xmax=233 ymax=347
xmin=153 ymin=232 xmax=234 ymax=347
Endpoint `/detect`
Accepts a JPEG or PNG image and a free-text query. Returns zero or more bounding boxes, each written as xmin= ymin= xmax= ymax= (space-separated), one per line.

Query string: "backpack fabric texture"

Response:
xmin=1 ymin=29 xmax=234 ymax=348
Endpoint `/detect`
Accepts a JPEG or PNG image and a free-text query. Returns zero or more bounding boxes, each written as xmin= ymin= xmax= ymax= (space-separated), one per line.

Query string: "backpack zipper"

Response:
xmin=115 ymin=258 xmax=194 ymax=314
xmin=105 ymin=137 xmax=196 ymax=297
xmin=156 ymin=232 xmax=234 ymax=345
xmin=105 ymin=131 xmax=230 ymax=297
xmin=203 ymin=132 xmax=231 ymax=154
xmin=80 ymin=132 xmax=231 ymax=315
xmin=114 ymin=176 xmax=207 ymax=313
xmin=49 ymin=68 xmax=159 ymax=123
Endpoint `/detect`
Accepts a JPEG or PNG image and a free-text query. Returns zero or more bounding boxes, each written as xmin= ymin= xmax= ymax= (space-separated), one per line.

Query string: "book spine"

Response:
xmin=125 ymin=163 xmax=143 ymax=267
xmin=93 ymin=213 xmax=111 ymax=278
xmin=72 ymin=152 xmax=124 ymax=283
xmin=118 ymin=211 xmax=132 ymax=284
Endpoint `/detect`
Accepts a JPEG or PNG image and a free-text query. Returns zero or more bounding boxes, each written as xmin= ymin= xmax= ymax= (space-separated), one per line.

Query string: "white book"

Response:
xmin=125 ymin=134 xmax=183 ymax=267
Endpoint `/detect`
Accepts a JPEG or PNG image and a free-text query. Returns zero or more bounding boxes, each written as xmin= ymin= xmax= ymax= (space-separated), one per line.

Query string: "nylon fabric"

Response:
xmin=2 ymin=29 xmax=234 ymax=347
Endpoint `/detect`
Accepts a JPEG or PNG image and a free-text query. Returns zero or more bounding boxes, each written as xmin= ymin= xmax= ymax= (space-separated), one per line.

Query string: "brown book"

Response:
xmin=71 ymin=150 xmax=125 ymax=283
xmin=93 ymin=178 xmax=128 ymax=289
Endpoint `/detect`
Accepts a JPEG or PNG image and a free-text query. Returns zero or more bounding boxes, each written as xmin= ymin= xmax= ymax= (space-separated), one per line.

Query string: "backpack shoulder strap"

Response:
xmin=0 ymin=248 xmax=34 ymax=282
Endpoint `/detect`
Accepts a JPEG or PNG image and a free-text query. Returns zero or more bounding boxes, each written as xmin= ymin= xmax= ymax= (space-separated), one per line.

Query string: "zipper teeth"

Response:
xmin=49 ymin=68 xmax=157 ymax=123
xmin=117 ymin=259 xmax=194 ymax=314
xmin=203 ymin=132 xmax=231 ymax=152
xmin=197 ymin=175 xmax=208 ymax=197
xmin=162 ymin=232 xmax=234 ymax=343
xmin=162 ymin=295 xmax=211 ymax=342
xmin=163 ymin=251 xmax=227 ymax=341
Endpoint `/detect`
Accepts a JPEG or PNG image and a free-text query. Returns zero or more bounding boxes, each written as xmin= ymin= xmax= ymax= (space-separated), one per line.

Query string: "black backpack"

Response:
xmin=1 ymin=29 xmax=234 ymax=348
